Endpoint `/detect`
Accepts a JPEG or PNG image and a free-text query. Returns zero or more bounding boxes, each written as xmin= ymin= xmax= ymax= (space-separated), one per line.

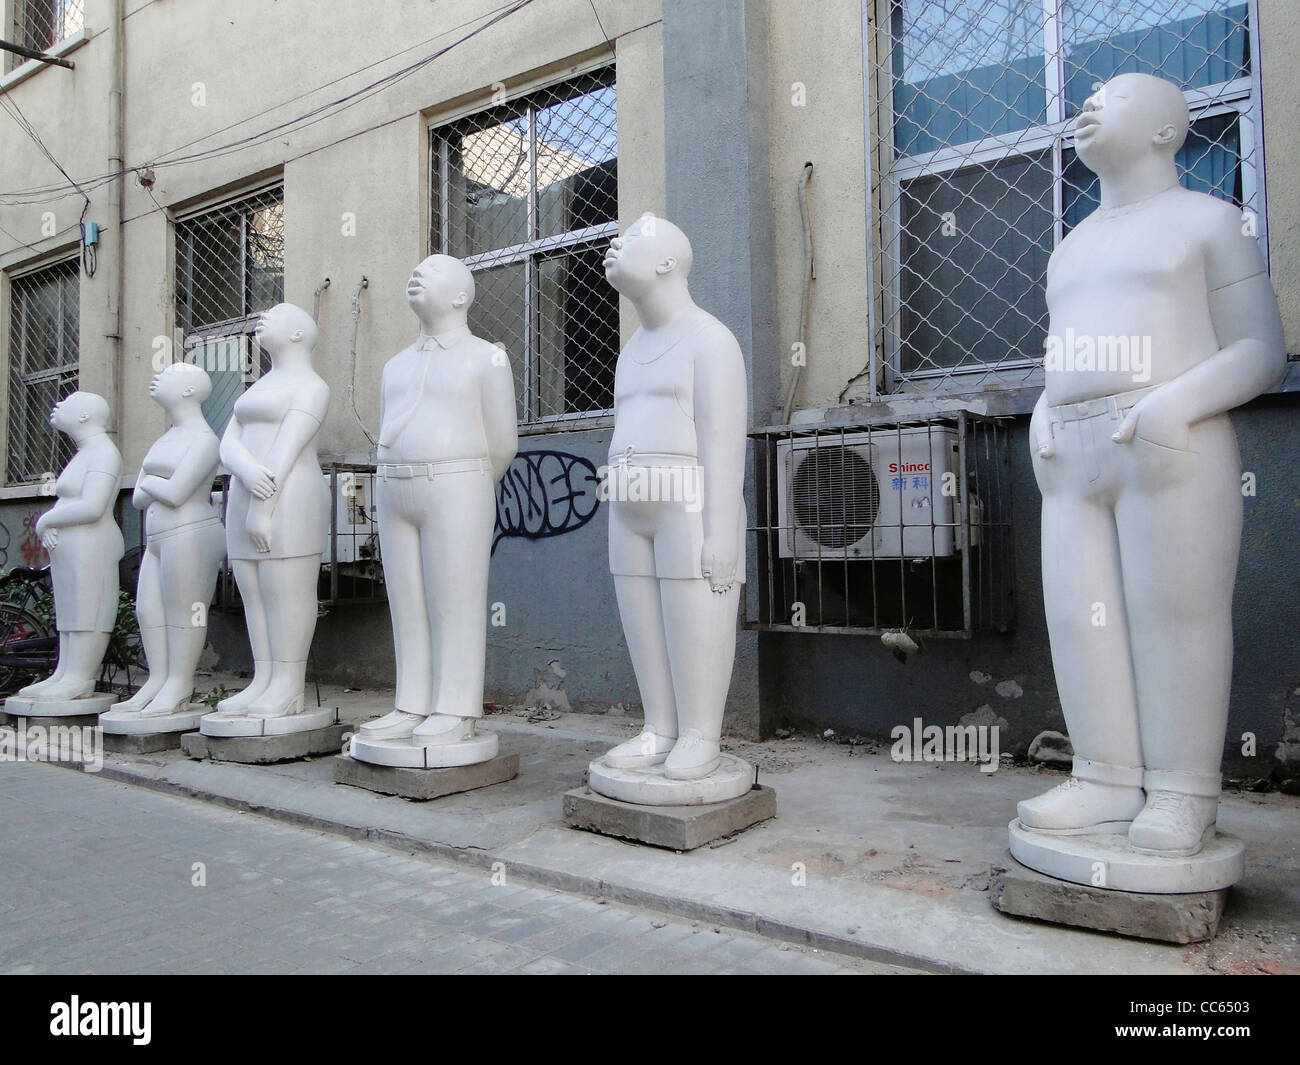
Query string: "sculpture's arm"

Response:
xmin=219 ymin=414 xmax=274 ymax=498
xmin=38 ymin=470 xmax=118 ymax=529
xmin=131 ymin=467 xmax=153 ymax=510
xmin=695 ymin=324 xmax=747 ymax=592
xmin=482 ymin=348 xmax=518 ymax=483
xmin=138 ymin=435 xmax=220 ymax=508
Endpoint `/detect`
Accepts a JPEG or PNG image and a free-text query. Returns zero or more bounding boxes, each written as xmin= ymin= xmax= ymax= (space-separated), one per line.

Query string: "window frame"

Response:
xmin=4 ymin=0 xmax=85 ymax=74
xmin=874 ymin=0 xmax=1266 ymax=397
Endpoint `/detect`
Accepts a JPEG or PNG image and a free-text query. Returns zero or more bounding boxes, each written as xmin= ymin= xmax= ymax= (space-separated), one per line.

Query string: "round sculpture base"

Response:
xmin=349 ymin=729 xmax=498 ymax=769
xmin=200 ymin=706 xmax=336 ymax=738
xmin=3 ymin=692 xmax=117 ymax=719
xmin=1008 ymin=819 xmax=1245 ymax=894
xmin=101 ymin=704 xmax=208 ymax=735
xmin=588 ymin=753 xmax=753 ymax=807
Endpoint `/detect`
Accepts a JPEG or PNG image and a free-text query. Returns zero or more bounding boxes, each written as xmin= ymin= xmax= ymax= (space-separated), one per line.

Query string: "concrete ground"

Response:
xmin=11 ymin=674 xmax=1300 ymax=974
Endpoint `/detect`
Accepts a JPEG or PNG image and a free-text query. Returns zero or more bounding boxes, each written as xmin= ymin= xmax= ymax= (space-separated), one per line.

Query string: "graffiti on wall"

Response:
xmin=0 ymin=511 xmax=49 ymax=571
xmin=493 ymin=450 xmax=602 ymax=553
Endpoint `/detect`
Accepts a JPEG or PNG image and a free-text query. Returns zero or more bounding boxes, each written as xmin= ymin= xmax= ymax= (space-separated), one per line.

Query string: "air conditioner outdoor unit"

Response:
xmin=776 ymin=426 xmax=979 ymax=560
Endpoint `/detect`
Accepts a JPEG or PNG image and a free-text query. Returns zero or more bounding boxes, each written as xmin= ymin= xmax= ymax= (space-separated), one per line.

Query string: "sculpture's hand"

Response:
xmin=40 ymin=527 xmax=58 ymax=552
xmin=246 ymin=501 xmax=273 ymax=554
xmin=244 ymin=463 xmax=277 ymax=501
xmin=700 ymin=537 xmax=738 ymax=594
xmin=1030 ymin=393 xmax=1055 ymax=459
xmin=1112 ymin=390 xmax=1192 ymax=452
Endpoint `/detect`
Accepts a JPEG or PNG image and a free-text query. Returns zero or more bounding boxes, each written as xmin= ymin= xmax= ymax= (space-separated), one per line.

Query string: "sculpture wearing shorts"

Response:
xmin=10 ymin=392 xmax=123 ymax=712
xmin=350 ymin=255 xmax=517 ymax=768
xmin=1012 ymin=74 xmax=1286 ymax=890
xmin=201 ymin=303 xmax=331 ymax=737
xmin=587 ymin=215 xmax=750 ymax=806
xmin=103 ymin=364 xmax=224 ymax=732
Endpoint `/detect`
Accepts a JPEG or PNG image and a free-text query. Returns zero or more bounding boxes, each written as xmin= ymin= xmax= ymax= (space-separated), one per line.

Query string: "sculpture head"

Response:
xmin=603 ymin=213 xmax=693 ymax=300
xmin=253 ymin=303 xmax=317 ymax=356
xmin=149 ymin=361 xmax=212 ymax=409
xmin=406 ymin=255 xmax=474 ymax=323
xmin=49 ymin=391 xmax=110 ymax=436
xmin=1074 ymin=72 xmax=1188 ymax=176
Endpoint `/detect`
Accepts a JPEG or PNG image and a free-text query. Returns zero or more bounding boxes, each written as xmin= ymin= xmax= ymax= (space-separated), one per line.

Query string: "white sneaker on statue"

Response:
xmin=357 ymin=709 xmax=423 ymax=740
xmin=663 ymin=729 xmax=721 ymax=781
xmin=1017 ymin=775 xmax=1145 ymax=833
xmin=1128 ymin=791 xmax=1218 ymax=857
xmin=603 ymin=729 xmax=675 ymax=769
xmin=411 ymin=712 xmax=475 ymax=745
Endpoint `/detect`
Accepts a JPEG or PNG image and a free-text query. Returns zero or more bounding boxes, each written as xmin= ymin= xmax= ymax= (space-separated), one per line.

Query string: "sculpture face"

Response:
xmin=149 ymin=363 xmax=211 ymax=407
xmin=49 ymin=391 xmax=107 ymax=433
xmin=405 ymin=255 xmax=474 ymax=319
xmin=253 ymin=302 xmax=316 ymax=353
xmin=1074 ymin=72 xmax=1188 ymax=174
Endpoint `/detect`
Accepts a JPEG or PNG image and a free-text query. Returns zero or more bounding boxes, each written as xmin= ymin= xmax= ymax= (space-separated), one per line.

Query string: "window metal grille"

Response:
xmin=5 ymin=257 xmax=78 ymax=485
xmin=430 ymin=67 xmax=619 ymax=426
xmin=868 ymin=0 xmax=1259 ymax=397
xmin=5 ymin=0 xmax=83 ymax=71
xmin=174 ymin=184 xmax=284 ymax=437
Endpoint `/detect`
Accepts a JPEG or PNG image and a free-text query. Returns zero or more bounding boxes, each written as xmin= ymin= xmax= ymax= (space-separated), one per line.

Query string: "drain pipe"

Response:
xmin=348 ymin=277 xmax=376 ymax=448
xmin=781 ymin=161 xmax=815 ymax=424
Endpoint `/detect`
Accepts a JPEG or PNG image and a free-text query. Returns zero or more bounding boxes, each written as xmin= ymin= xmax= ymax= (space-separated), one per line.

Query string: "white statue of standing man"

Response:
xmin=350 ymin=254 xmax=517 ymax=768
xmin=8 ymin=392 xmax=123 ymax=713
xmin=588 ymin=214 xmax=751 ymax=805
xmin=1013 ymin=73 xmax=1286 ymax=887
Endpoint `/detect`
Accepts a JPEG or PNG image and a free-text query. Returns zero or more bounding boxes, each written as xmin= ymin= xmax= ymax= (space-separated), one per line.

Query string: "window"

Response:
xmin=874 ymin=0 xmax=1257 ymax=394
xmin=5 ymin=257 xmax=79 ymax=485
xmin=5 ymin=0 xmax=84 ymax=72
xmin=174 ymin=184 xmax=284 ymax=436
xmin=430 ymin=68 xmax=619 ymax=425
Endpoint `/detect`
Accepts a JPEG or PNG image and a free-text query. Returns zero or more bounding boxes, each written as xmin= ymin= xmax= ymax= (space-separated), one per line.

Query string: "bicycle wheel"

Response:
xmin=0 ymin=603 xmax=54 ymax=694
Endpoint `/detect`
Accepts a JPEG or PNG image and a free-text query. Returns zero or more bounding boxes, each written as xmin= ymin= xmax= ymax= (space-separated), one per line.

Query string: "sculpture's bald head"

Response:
xmin=407 ymin=254 xmax=475 ymax=322
xmin=150 ymin=360 xmax=212 ymax=407
xmin=255 ymin=303 xmax=318 ymax=353
xmin=49 ymin=390 xmax=110 ymax=434
xmin=603 ymin=213 xmax=694 ymax=298
xmin=1074 ymin=72 xmax=1189 ymax=174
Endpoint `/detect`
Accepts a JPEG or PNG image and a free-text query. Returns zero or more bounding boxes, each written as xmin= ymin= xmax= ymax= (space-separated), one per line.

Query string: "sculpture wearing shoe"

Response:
xmin=588 ymin=214 xmax=751 ymax=806
xmin=350 ymin=255 xmax=517 ymax=769
xmin=102 ymin=364 xmax=224 ymax=732
xmin=1014 ymin=73 xmax=1286 ymax=889
xmin=12 ymin=392 xmax=123 ymax=708
xmin=201 ymin=303 xmax=330 ymax=736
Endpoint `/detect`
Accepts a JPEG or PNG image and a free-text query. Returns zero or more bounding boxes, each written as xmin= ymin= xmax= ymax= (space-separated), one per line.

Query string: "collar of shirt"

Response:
xmin=418 ymin=325 xmax=471 ymax=352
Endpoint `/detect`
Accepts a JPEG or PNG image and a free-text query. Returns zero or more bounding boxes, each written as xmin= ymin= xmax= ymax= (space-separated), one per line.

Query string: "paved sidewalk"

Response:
xmin=11 ymin=677 xmax=1300 ymax=974
xmin=0 ymin=762 xmax=915 ymax=974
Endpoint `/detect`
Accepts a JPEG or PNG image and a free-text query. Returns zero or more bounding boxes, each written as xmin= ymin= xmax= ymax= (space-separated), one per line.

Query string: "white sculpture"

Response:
xmin=102 ymin=364 xmax=224 ymax=734
xmin=350 ymin=255 xmax=517 ymax=769
xmin=8 ymin=392 xmax=123 ymax=713
xmin=587 ymin=214 xmax=751 ymax=806
xmin=201 ymin=303 xmax=332 ymax=738
xmin=1013 ymin=73 xmax=1286 ymax=890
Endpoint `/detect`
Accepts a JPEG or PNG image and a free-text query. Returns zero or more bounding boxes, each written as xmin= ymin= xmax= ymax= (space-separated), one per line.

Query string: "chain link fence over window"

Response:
xmin=430 ymin=67 xmax=619 ymax=426
xmin=6 ymin=0 xmax=83 ymax=71
xmin=868 ymin=0 xmax=1257 ymax=398
xmin=5 ymin=258 xmax=78 ymax=485
xmin=174 ymin=184 xmax=284 ymax=437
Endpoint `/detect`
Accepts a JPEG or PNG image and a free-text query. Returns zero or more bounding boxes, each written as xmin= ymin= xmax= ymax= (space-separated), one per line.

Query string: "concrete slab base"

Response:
xmin=102 ymin=730 xmax=189 ymax=754
xmin=0 ymin=711 xmax=100 ymax=729
xmin=588 ymin=752 xmax=754 ymax=806
xmin=200 ymin=705 xmax=337 ymax=738
xmin=100 ymin=704 xmax=207 ymax=736
xmin=993 ymin=860 xmax=1229 ymax=944
xmin=332 ymin=752 xmax=519 ymax=801
xmin=1008 ymin=818 xmax=1245 ymax=893
xmin=563 ymin=783 xmax=776 ymax=851
xmin=3 ymin=692 xmax=116 ymax=718
xmin=182 ymin=722 xmax=348 ymax=765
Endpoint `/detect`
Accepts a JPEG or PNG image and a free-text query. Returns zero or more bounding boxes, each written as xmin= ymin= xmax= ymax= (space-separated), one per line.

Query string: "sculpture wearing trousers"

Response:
xmin=18 ymin=392 xmax=123 ymax=703
xmin=354 ymin=254 xmax=517 ymax=760
xmin=1018 ymin=73 xmax=1286 ymax=861
xmin=108 ymin=363 xmax=224 ymax=719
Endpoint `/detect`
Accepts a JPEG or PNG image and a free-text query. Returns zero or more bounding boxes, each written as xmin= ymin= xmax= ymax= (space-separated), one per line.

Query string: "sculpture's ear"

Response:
xmin=290 ymin=328 xmax=305 ymax=343
xmin=78 ymin=413 xmax=89 ymax=423
xmin=655 ymin=255 xmax=677 ymax=276
xmin=1153 ymin=123 xmax=1178 ymax=148
xmin=452 ymin=290 xmax=468 ymax=309
xmin=182 ymin=386 xmax=195 ymax=398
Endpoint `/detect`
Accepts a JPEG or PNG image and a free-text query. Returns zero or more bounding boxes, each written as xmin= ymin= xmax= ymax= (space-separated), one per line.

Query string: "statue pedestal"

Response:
xmin=994 ymin=859 xmax=1230 ymax=944
xmin=564 ymin=781 xmax=775 ymax=851
xmin=100 ymin=704 xmax=208 ymax=753
xmin=587 ymin=752 xmax=753 ymax=807
xmin=348 ymin=730 xmax=498 ymax=769
xmin=333 ymin=751 xmax=518 ymax=801
xmin=3 ymin=692 xmax=115 ymax=720
xmin=183 ymin=709 xmax=345 ymax=764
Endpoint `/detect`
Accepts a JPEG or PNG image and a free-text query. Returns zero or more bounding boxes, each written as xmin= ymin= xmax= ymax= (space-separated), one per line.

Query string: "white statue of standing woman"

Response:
xmin=103 ymin=363 xmax=224 ymax=728
xmin=201 ymin=303 xmax=331 ymax=734
xmin=9 ymin=392 xmax=123 ymax=710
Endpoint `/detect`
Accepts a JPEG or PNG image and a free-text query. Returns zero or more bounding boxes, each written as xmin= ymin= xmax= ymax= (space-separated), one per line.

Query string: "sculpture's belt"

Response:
xmin=607 ymin=447 xmax=698 ymax=468
xmin=377 ymin=458 xmax=490 ymax=479
xmin=1047 ymin=383 xmax=1162 ymax=425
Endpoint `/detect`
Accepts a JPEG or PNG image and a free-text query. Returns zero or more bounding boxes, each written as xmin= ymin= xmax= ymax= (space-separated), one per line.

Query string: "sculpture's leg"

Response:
xmin=141 ymin=525 xmax=224 ymax=717
xmin=17 ymin=631 xmax=72 ymax=696
xmin=111 ymin=544 xmax=167 ymax=711
xmin=602 ymin=574 xmax=679 ymax=767
xmin=215 ymin=559 xmax=272 ymax=713
xmin=1120 ymin=417 xmax=1241 ymax=854
xmin=40 ymin=630 xmax=111 ymax=699
xmin=659 ymin=577 xmax=739 ymax=779
xmin=246 ymin=555 xmax=319 ymax=717
xmin=361 ymin=478 xmax=428 ymax=740
xmin=1019 ymin=448 xmax=1144 ymax=830
xmin=413 ymin=471 xmax=493 ymax=743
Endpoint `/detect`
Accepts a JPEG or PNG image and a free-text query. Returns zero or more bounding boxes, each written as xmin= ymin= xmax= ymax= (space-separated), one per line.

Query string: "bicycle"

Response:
xmin=0 ymin=566 xmax=57 ymax=695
